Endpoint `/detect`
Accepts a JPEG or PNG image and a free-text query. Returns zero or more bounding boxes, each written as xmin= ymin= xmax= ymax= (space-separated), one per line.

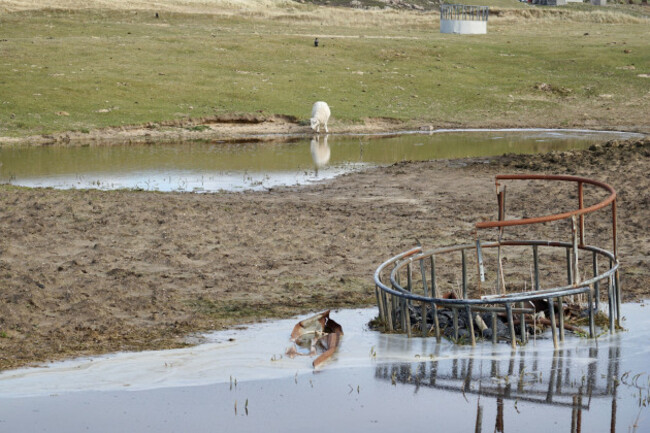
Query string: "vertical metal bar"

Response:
xmin=375 ymin=285 xmax=385 ymax=325
xmin=566 ymin=247 xmax=573 ymax=286
xmin=491 ymin=311 xmax=498 ymax=344
xmin=520 ymin=302 xmax=527 ymax=344
xmin=405 ymin=300 xmax=412 ymax=338
xmin=420 ymin=258 xmax=429 ymax=298
xmin=476 ymin=238 xmax=485 ymax=291
xmin=558 ymin=296 xmax=565 ymax=343
xmin=615 ymin=270 xmax=621 ymax=328
xmin=548 ymin=297 xmax=558 ymax=348
xmin=453 ymin=307 xmax=459 ymax=341
xmin=506 ymin=303 xmax=516 ymax=349
xmin=406 ymin=262 xmax=412 ymax=337
xmin=432 ymin=302 xmax=441 ymax=342
xmin=386 ymin=294 xmax=394 ymax=331
xmin=421 ymin=301 xmax=427 ymax=338
xmin=612 ymin=201 xmax=618 ymax=260
xmin=588 ymin=289 xmax=595 ymax=338
xmin=462 ymin=249 xmax=467 ymax=299
xmin=466 ymin=305 xmax=476 ymax=346
xmin=578 ymin=181 xmax=585 ymax=246
xmin=608 ymin=275 xmax=614 ymax=333
xmin=430 ymin=255 xmax=437 ymax=298
xmin=592 ymin=251 xmax=599 ymax=310
xmin=571 ymin=215 xmax=580 ymax=286
xmin=533 ymin=245 xmax=540 ymax=291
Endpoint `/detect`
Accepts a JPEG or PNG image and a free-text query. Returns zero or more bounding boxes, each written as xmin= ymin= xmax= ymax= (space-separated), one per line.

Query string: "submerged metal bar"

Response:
xmin=453 ymin=307 xmax=459 ymax=341
xmin=491 ymin=312 xmax=498 ymax=344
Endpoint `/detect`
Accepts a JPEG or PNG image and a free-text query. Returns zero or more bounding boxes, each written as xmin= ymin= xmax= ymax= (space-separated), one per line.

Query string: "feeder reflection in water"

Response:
xmin=375 ymin=341 xmax=626 ymax=433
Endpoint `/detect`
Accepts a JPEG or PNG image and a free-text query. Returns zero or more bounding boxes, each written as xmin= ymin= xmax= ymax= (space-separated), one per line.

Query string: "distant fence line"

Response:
xmin=440 ymin=4 xmax=489 ymax=22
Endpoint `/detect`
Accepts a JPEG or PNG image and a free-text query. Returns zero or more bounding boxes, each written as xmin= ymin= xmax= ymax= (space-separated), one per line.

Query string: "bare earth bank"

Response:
xmin=0 ymin=137 xmax=648 ymax=370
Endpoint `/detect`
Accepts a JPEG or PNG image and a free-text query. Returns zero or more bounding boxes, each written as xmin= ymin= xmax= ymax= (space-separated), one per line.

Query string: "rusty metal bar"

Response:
xmin=476 ymin=174 xmax=617 ymax=230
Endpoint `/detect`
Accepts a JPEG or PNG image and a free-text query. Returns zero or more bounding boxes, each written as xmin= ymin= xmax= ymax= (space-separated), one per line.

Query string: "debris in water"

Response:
xmin=285 ymin=310 xmax=344 ymax=368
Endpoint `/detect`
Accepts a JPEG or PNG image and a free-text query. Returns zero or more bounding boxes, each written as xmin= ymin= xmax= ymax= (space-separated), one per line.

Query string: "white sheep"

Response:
xmin=310 ymin=101 xmax=330 ymax=133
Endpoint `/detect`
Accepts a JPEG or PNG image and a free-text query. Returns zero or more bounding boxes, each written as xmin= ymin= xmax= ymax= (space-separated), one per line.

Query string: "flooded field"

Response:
xmin=1 ymin=302 xmax=648 ymax=433
xmin=0 ymin=129 xmax=639 ymax=192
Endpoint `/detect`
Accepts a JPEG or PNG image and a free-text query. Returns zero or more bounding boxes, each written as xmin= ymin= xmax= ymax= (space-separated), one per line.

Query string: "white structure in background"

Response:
xmin=440 ymin=4 xmax=488 ymax=35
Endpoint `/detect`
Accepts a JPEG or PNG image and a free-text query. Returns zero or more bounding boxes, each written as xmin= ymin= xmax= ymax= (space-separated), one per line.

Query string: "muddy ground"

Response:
xmin=0 ymin=136 xmax=648 ymax=370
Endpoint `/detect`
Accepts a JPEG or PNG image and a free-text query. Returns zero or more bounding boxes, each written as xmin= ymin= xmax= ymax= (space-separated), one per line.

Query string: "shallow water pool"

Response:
xmin=0 ymin=129 xmax=640 ymax=192
xmin=0 ymin=302 xmax=648 ymax=433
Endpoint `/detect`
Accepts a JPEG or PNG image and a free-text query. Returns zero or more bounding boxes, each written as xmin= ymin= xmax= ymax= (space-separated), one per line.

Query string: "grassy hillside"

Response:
xmin=0 ymin=1 xmax=648 ymax=138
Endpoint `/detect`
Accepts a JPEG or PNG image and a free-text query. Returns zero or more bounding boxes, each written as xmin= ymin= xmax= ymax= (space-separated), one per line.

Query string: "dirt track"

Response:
xmin=0 ymin=137 xmax=648 ymax=370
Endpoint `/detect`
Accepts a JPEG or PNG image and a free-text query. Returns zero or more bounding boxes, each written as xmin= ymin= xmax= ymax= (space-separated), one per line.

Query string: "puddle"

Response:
xmin=0 ymin=129 xmax=640 ymax=192
xmin=0 ymin=302 xmax=648 ymax=432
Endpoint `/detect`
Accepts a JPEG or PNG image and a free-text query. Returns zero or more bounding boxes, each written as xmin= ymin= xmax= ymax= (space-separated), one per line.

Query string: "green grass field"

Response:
xmin=0 ymin=2 xmax=648 ymax=138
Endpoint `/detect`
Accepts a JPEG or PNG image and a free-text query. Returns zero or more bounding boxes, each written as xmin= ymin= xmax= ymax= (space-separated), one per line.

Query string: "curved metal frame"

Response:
xmin=373 ymin=175 xmax=621 ymax=348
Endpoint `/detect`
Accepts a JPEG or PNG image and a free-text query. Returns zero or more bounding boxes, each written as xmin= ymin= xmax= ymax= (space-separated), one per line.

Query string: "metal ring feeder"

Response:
xmin=373 ymin=175 xmax=621 ymax=348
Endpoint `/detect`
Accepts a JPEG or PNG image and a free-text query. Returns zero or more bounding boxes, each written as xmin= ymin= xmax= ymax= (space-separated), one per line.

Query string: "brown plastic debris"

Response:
xmin=285 ymin=310 xmax=343 ymax=368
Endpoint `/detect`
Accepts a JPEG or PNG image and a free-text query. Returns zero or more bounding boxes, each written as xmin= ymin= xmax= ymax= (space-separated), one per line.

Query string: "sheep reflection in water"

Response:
xmin=310 ymin=134 xmax=330 ymax=171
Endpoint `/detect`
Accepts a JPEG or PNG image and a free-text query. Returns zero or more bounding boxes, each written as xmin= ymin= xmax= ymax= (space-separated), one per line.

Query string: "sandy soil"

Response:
xmin=0 ymin=135 xmax=648 ymax=370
